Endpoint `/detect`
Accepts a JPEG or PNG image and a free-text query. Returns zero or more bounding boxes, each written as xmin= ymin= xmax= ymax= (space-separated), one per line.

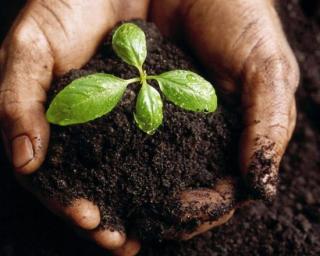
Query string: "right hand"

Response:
xmin=150 ymin=0 xmax=299 ymax=239
xmin=0 ymin=0 xmax=149 ymax=255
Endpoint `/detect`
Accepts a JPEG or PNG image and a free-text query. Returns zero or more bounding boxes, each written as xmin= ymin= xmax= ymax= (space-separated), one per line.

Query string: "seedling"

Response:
xmin=46 ymin=23 xmax=218 ymax=134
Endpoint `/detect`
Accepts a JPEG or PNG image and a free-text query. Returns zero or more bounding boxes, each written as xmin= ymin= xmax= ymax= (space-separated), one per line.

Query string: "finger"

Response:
xmin=88 ymin=228 xmax=126 ymax=251
xmin=74 ymin=228 xmax=127 ymax=252
xmin=180 ymin=210 xmax=234 ymax=240
xmin=0 ymin=21 xmax=54 ymax=174
xmin=111 ymin=239 xmax=141 ymax=256
xmin=17 ymin=173 xmax=125 ymax=249
xmin=15 ymin=174 xmax=101 ymax=230
xmin=179 ymin=179 xmax=236 ymax=221
xmin=0 ymin=89 xmax=50 ymax=175
xmin=1 ymin=108 xmax=50 ymax=175
xmin=240 ymin=56 xmax=299 ymax=201
xmin=49 ymin=198 xmax=101 ymax=230
xmin=34 ymin=185 xmax=126 ymax=250
xmin=74 ymin=224 xmax=127 ymax=251
xmin=36 ymin=187 xmax=124 ymax=247
xmin=164 ymin=179 xmax=236 ymax=239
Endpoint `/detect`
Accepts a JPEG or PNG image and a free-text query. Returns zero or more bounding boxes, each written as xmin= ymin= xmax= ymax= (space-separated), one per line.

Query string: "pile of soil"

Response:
xmin=0 ymin=0 xmax=319 ymax=255
xmin=30 ymin=20 xmax=242 ymax=240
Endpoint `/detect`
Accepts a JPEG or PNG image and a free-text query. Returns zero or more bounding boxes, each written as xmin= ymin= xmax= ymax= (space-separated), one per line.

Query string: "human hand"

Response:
xmin=150 ymin=0 xmax=299 ymax=238
xmin=0 ymin=0 xmax=149 ymax=255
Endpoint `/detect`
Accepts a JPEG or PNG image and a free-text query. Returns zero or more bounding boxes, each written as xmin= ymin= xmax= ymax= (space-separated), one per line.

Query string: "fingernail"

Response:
xmin=11 ymin=135 xmax=34 ymax=169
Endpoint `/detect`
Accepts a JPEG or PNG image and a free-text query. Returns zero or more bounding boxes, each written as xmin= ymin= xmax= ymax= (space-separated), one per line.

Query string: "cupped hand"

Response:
xmin=0 ymin=0 xmax=148 ymax=255
xmin=150 ymin=0 xmax=299 ymax=238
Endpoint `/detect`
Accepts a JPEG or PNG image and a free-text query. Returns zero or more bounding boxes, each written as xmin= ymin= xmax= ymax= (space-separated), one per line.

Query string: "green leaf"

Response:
xmin=134 ymin=82 xmax=163 ymax=135
xmin=112 ymin=23 xmax=147 ymax=71
xmin=152 ymin=70 xmax=217 ymax=112
xmin=46 ymin=74 xmax=129 ymax=126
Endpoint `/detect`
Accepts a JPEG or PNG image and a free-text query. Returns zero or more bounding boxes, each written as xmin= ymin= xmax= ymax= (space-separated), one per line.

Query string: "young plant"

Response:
xmin=46 ymin=23 xmax=218 ymax=134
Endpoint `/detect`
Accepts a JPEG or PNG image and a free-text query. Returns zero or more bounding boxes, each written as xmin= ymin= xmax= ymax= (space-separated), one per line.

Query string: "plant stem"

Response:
xmin=126 ymin=77 xmax=141 ymax=84
xmin=139 ymin=69 xmax=147 ymax=84
xmin=146 ymin=75 xmax=157 ymax=80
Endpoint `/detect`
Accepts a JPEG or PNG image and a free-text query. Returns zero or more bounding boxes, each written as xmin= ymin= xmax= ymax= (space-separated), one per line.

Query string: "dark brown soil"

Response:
xmin=30 ymin=20 xmax=242 ymax=240
xmin=0 ymin=0 xmax=319 ymax=255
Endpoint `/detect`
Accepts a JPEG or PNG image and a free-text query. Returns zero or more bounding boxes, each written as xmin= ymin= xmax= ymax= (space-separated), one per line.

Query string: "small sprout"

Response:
xmin=47 ymin=23 xmax=218 ymax=134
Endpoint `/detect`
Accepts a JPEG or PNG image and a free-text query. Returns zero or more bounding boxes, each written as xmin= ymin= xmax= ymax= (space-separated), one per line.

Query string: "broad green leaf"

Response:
xmin=112 ymin=23 xmax=147 ymax=71
xmin=134 ymin=82 xmax=163 ymax=135
xmin=46 ymin=74 xmax=128 ymax=126
xmin=153 ymin=70 xmax=217 ymax=112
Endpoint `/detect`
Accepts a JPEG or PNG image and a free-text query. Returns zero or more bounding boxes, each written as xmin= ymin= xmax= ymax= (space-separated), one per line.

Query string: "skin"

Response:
xmin=0 ymin=0 xmax=299 ymax=255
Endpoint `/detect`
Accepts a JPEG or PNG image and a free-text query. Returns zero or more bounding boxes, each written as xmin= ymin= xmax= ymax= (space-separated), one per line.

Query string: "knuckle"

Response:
xmin=268 ymin=122 xmax=289 ymax=138
xmin=0 ymin=89 xmax=23 ymax=121
xmin=6 ymin=19 xmax=54 ymax=74
xmin=261 ymin=54 xmax=300 ymax=92
xmin=245 ymin=52 xmax=300 ymax=97
xmin=244 ymin=31 xmax=300 ymax=94
xmin=10 ymin=24 xmax=35 ymax=50
xmin=8 ymin=19 xmax=52 ymax=59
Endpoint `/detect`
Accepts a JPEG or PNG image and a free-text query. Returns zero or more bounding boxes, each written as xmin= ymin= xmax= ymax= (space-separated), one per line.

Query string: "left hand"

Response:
xmin=0 ymin=1 xmax=148 ymax=255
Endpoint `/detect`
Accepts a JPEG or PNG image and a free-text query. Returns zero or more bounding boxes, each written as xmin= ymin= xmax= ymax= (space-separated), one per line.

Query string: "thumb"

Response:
xmin=0 ymin=24 xmax=53 ymax=174
xmin=240 ymin=55 xmax=299 ymax=201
